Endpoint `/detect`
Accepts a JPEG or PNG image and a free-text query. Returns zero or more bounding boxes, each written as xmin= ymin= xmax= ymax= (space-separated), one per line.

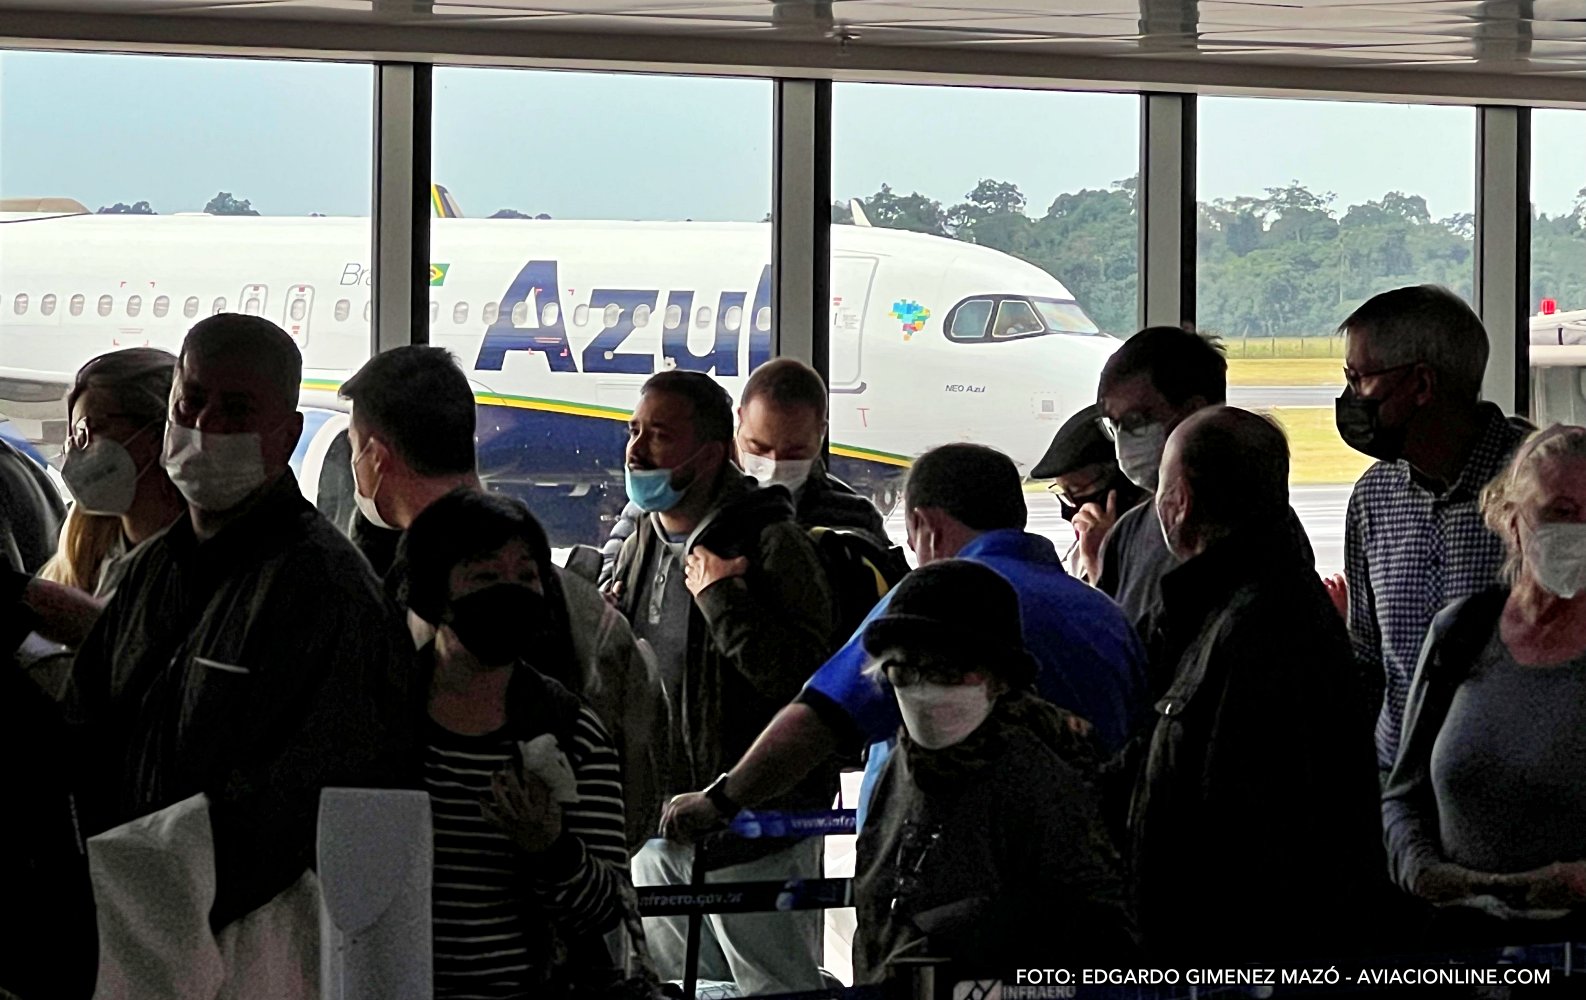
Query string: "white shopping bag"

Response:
xmin=88 ymin=793 xmax=320 ymax=1000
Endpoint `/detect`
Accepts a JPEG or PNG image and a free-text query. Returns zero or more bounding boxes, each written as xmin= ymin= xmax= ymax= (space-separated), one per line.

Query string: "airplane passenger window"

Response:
xmin=453 ymin=302 xmax=468 ymax=325
xmin=949 ymin=299 xmax=993 ymax=340
xmin=184 ymin=297 xmax=200 ymax=319
xmin=429 ymin=301 xmax=440 ymax=325
xmin=244 ymin=297 xmax=262 ymax=317
xmin=362 ymin=301 xmax=372 ymax=323
xmin=334 ymin=299 xmax=350 ymax=322
xmin=573 ymin=305 xmax=590 ymax=327
xmin=289 ymin=298 xmax=307 ymax=322
xmin=14 ymin=294 xmax=28 ymax=316
xmin=665 ymin=304 xmax=683 ymax=330
xmin=70 ymin=295 xmax=85 ymax=317
xmin=633 ymin=304 xmax=652 ymax=328
xmin=97 ymin=296 xmax=113 ymax=318
xmin=213 ymin=298 xmax=227 ymax=315
xmin=695 ymin=307 xmax=713 ymax=329
xmin=127 ymin=295 xmax=142 ymax=318
xmin=541 ymin=303 xmax=560 ymax=327
xmin=154 ymin=296 xmax=170 ymax=318
xmin=991 ymin=300 xmax=1043 ymax=339
xmin=482 ymin=302 xmax=499 ymax=325
xmin=41 ymin=294 xmax=56 ymax=316
xmin=755 ymin=307 xmax=771 ymax=332
xmin=602 ymin=303 xmax=621 ymax=329
xmin=723 ymin=305 xmax=743 ymax=332
xmin=512 ymin=301 xmax=529 ymax=326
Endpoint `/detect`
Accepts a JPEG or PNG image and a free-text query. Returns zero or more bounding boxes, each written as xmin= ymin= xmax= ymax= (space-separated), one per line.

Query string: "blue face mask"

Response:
xmin=626 ymin=466 xmax=686 ymax=513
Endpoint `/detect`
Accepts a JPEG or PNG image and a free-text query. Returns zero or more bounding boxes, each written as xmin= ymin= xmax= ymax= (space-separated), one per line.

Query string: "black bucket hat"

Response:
xmin=1032 ymin=403 xmax=1115 ymax=481
xmin=862 ymin=559 xmax=1037 ymax=688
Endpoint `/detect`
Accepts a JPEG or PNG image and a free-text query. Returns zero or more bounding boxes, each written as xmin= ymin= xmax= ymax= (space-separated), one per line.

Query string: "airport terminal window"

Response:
xmin=831 ymin=84 xmax=1137 ymax=534
xmin=1528 ymin=109 xmax=1586 ymax=425
xmin=431 ymin=67 xmax=771 ymax=551
xmin=1197 ymin=97 xmax=1474 ymax=574
xmin=0 ymin=51 xmax=373 ymax=429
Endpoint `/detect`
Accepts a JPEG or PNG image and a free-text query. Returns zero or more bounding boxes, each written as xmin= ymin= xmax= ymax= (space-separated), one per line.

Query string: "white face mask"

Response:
xmin=62 ymin=421 xmax=160 ymax=517
xmin=1524 ymin=522 xmax=1586 ymax=599
xmin=1115 ymin=422 xmax=1168 ymax=491
xmin=162 ymin=422 xmax=270 ymax=513
xmin=740 ymin=450 xmax=814 ymax=494
xmin=351 ymin=437 xmax=397 ymax=531
xmin=894 ymin=680 xmax=994 ymax=750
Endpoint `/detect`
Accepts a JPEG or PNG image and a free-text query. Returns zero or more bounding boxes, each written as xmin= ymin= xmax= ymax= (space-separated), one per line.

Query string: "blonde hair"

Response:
xmin=37 ymin=505 xmax=125 ymax=594
xmin=1481 ymin=423 xmax=1586 ymax=584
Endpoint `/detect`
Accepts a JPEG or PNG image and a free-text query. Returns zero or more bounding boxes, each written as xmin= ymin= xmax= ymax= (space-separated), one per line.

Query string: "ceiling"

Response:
xmin=3 ymin=0 xmax=1586 ymax=102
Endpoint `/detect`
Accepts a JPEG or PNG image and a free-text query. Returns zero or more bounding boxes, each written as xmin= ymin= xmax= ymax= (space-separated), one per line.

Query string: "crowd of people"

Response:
xmin=2 ymin=280 xmax=1583 ymax=999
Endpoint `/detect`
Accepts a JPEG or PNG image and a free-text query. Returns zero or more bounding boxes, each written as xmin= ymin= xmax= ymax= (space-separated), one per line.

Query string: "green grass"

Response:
xmin=1222 ymin=335 xmax=1345 ymax=359
xmin=1228 ymin=358 xmax=1344 ymax=387
xmin=1266 ymin=406 xmax=1372 ymax=485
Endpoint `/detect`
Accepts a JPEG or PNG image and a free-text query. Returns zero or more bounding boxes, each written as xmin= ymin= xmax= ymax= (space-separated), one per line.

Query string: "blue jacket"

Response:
xmin=797 ymin=528 xmax=1149 ymax=826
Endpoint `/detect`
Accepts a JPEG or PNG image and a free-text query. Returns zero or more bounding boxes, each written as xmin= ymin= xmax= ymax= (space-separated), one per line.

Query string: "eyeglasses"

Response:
xmin=1098 ymin=412 xmax=1158 ymax=441
xmin=1342 ymin=362 xmax=1417 ymax=394
xmin=1048 ymin=478 xmax=1107 ymax=503
xmin=67 ymin=412 xmax=144 ymax=453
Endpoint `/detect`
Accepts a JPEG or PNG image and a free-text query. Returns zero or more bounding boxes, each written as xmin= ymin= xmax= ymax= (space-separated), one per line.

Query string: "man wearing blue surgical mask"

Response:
xmin=68 ymin=314 xmax=415 ymax=935
xmin=1092 ymin=327 xmax=1313 ymax=687
xmin=610 ymin=370 xmax=838 ymax=999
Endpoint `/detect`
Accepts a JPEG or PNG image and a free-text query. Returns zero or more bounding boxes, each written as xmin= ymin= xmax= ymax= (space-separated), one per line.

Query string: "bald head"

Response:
xmin=1158 ymin=406 xmax=1289 ymax=559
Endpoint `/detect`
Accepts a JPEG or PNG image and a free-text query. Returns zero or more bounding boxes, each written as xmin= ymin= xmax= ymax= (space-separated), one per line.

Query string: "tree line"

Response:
xmin=835 ymin=177 xmax=1586 ymax=337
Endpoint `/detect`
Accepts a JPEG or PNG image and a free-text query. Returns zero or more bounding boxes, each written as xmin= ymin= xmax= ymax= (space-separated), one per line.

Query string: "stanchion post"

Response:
xmin=683 ymin=838 xmax=710 ymax=1000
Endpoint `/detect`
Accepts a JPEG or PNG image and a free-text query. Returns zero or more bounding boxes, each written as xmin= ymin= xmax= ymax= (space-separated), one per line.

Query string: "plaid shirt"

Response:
xmin=1345 ymin=402 xmax=1532 ymax=768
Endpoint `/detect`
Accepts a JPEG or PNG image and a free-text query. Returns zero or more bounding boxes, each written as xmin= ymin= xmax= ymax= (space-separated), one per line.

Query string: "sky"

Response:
xmin=2 ymin=51 xmax=1583 ymax=222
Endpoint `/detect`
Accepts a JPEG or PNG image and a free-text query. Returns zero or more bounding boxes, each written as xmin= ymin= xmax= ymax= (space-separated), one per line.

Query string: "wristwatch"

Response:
xmin=703 ymin=772 xmax=740 ymax=818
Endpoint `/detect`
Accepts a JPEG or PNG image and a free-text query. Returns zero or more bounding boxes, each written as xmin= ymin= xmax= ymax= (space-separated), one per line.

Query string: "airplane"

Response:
xmin=0 ymin=187 xmax=1119 ymax=545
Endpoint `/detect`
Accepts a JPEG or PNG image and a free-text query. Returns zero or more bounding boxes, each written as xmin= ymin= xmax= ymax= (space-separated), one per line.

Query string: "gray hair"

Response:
xmin=1482 ymin=424 xmax=1586 ymax=584
xmin=1338 ymin=285 xmax=1488 ymax=401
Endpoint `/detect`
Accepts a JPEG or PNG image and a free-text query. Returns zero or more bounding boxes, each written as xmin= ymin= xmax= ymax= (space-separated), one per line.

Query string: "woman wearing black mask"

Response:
xmin=401 ymin=490 xmax=645 ymax=999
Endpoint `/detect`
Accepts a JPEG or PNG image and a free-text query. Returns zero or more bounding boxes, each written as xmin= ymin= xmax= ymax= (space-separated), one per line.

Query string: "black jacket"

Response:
xmin=611 ymin=471 xmax=836 ymax=864
xmin=1129 ymin=528 xmax=1384 ymax=964
xmin=854 ymin=700 xmax=1136 ymax=983
xmin=69 ymin=472 xmax=416 ymax=929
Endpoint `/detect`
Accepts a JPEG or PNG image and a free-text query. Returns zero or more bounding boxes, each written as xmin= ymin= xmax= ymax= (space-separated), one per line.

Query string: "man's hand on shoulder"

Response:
xmin=685 ymin=546 xmax=749 ymax=598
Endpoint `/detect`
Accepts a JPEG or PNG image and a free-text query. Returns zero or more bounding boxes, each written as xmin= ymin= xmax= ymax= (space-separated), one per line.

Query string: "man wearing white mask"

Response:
xmin=1133 ymin=406 xmax=1384 ymax=965
xmin=1090 ymin=327 xmax=1313 ymax=681
xmin=68 ymin=314 xmax=415 ymax=932
xmin=598 ymin=358 xmax=885 ymax=585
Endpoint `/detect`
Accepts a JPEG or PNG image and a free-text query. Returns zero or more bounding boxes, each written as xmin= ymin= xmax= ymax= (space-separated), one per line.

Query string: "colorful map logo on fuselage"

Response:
xmin=891 ymin=300 xmax=930 ymax=341
xmin=429 ymin=263 xmax=451 ymax=286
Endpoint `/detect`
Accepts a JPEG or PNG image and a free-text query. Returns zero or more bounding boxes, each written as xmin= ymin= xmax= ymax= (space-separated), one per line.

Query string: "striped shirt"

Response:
xmin=1344 ymin=403 xmax=1531 ymax=768
xmin=424 ymin=706 xmax=629 ymax=999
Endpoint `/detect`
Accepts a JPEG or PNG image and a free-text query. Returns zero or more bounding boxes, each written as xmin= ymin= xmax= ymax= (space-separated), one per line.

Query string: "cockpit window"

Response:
xmin=943 ymin=294 xmax=1103 ymax=344
xmin=1032 ymin=298 xmax=1101 ymax=335
xmin=992 ymin=300 xmax=1043 ymax=339
xmin=949 ymin=299 xmax=993 ymax=340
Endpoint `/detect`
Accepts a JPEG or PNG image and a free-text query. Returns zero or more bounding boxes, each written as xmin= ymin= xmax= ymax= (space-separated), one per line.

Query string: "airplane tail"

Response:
xmin=849 ymin=199 xmax=872 ymax=227
xmin=432 ymin=184 xmax=464 ymax=219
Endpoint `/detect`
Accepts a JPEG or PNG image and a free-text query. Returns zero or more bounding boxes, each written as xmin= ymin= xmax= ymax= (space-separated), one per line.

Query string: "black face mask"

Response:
xmin=447 ymin=584 xmax=549 ymax=667
xmin=1336 ymin=386 xmax=1410 ymax=462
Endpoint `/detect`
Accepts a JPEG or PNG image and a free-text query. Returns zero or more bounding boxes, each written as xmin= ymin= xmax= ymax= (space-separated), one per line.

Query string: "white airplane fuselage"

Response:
xmin=0 ymin=215 xmax=1118 ymax=541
